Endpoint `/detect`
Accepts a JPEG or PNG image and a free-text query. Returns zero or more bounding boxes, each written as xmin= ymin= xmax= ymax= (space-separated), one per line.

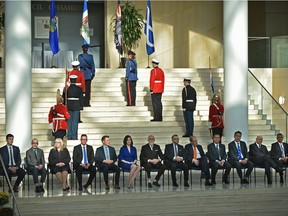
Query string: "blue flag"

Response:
xmin=144 ymin=0 xmax=155 ymax=55
xmin=115 ymin=0 xmax=123 ymax=55
xmin=81 ymin=0 xmax=90 ymax=45
xmin=49 ymin=0 xmax=59 ymax=55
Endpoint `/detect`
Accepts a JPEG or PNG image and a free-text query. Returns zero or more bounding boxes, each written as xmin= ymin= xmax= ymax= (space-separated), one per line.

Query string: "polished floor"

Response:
xmin=3 ymin=168 xmax=287 ymax=198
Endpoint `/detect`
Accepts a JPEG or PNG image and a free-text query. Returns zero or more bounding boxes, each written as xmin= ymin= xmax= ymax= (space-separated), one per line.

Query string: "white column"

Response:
xmin=224 ymin=0 xmax=248 ymax=142
xmin=5 ymin=1 xmax=32 ymax=151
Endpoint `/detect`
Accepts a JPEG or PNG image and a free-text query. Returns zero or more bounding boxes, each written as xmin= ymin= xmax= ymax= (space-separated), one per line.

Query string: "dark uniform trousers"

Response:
xmin=126 ymin=80 xmax=137 ymax=106
xmin=151 ymin=93 xmax=163 ymax=120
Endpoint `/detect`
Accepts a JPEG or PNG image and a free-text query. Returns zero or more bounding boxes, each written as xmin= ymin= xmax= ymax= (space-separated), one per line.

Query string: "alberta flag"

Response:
xmin=144 ymin=0 xmax=155 ymax=55
xmin=81 ymin=0 xmax=90 ymax=45
xmin=115 ymin=0 xmax=123 ymax=55
xmin=49 ymin=0 xmax=59 ymax=55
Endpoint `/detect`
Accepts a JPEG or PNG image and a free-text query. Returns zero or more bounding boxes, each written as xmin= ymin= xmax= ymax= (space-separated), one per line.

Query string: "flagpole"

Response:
xmin=51 ymin=54 xmax=56 ymax=68
xmin=209 ymin=56 xmax=213 ymax=98
xmin=146 ymin=55 xmax=150 ymax=68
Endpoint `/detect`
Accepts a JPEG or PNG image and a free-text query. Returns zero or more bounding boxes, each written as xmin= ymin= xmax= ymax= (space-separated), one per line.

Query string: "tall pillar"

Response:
xmin=5 ymin=1 xmax=32 ymax=151
xmin=224 ymin=1 xmax=248 ymax=142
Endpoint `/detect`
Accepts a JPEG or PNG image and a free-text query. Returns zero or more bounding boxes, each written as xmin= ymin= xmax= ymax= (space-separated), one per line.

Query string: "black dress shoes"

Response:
xmin=280 ymin=175 xmax=284 ymax=184
xmin=105 ymin=183 xmax=110 ymax=190
xmin=114 ymin=184 xmax=120 ymax=189
xmin=211 ymin=180 xmax=216 ymax=185
xmin=153 ymin=181 xmax=161 ymax=187
xmin=241 ymin=179 xmax=249 ymax=184
xmin=205 ymin=180 xmax=213 ymax=186
xmin=78 ymin=185 xmax=83 ymax=190
xmin=182 ymin=134 xmax=190 ymax=138
xmin=172 ymin=182 xmax=179 ymax=187
xmin=222 ymin=179 xmax=230 ymax=184
xmin=148 ymin=182 xmax=153 ymax=188
xmin=184 ymin=181 xmax=189 ymax=187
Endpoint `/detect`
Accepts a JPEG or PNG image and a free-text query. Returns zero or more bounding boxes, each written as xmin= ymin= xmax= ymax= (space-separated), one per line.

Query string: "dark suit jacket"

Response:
xmin=185 ymin=143 xmax=205 ymax=163
xmin=249 ymin=143 xmax=269 ymax=161
xmin=95 ymin=145 xmax=117 ymax=167
xmin=26 ymin=147 xmax=45 ymax=167
xmin=73 ymin=144 xmax=94 ymax=166
xmin=164 ymin=143 xmax=186 ymax=164
xmin=228 ymin=141 xmax=249 ymax=162
xmin=48 ymin=148 xmax=71 ymax=166
xmin=207 ymin=143 xmax=227 ymax=162
xmin=140 ymin=143 xmax=164 ymax=165
xmin=270 ymin=142 xmax=288 ymax=160
xmin=0 ymin=145 xmax=22 ymax=169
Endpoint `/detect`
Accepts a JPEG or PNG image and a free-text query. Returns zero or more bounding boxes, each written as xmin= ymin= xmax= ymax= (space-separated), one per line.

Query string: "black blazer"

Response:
xmin=207 ymin=143 xmax=227 ymax=162
xmin=73 ymin=144 xmax=94 ymax=166
xmin=249 ymin=143 xmax=269 ymax=160
xmin=185 ymin=143 xmax=205 ymax=163
xmin=140 ymin=143 xmax=164 ymax=165
xmin=270 ymin=142 xmax=288 ymax=160
xmin=95 ymin=146 xmax=117 ymax=166
xmin=0 ymin=145 xmax=22 ymax=169
xmin=48 ymin=148 xmax=71 ymax=166
xmin=182 ymin=85 xmax=197 ymax=111
xmin=164 ymin=143 xmax=186 ymax=163
xmin=228 ymin=141 xmax=249 ymax=162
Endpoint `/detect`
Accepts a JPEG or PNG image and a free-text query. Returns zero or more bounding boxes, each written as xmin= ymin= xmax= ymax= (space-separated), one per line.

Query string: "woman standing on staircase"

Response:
xmin=118 ymin=135 xmax=141 ymax=189
xmin=125 ymin=50 xmax=138 ymax=106
xmin=208 ymin=93 xmax=224 ymax=139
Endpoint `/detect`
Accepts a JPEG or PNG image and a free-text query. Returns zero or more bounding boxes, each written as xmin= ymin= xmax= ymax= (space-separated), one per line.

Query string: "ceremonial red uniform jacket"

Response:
xmin=48 ymin=104 xmax=70 ymax=132
xmin=209 ymin=102 xmax=224 ymax=128
xmin=150 ymin=67 xmax=165 ymax=93
xmin=66 ymin=69 xmax=86 ymax=92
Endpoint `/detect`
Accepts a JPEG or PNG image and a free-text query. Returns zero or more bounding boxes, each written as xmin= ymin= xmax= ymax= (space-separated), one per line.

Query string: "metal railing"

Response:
xmin=0 ymin=155 xmax=22 ymax=216
xmin=248 ymin=69 xmax=288 ymax=139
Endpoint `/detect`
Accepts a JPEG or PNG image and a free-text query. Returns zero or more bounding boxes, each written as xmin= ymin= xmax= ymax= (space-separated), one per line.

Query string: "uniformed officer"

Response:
xmin=66 ymin=61 xmax=86 ymax=93
xmin=182 ymin=78 xmax=197 ymax=137
xmin=63 ymin=75 xmax=84 ymax=140
xmin=78 ymin=44 xmax=95 ymax=107
xmin=48 ymin=89 xmax=70 ymax=140
xmin=150 ymin=59 xmax=165 ymax=121
xmin=125 ymin=50 xmax=138 ymax=106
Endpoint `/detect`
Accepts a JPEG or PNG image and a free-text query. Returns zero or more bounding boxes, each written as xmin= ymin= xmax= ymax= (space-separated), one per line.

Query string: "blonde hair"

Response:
xmin=54 ymin=138 xmax=64 ymax=151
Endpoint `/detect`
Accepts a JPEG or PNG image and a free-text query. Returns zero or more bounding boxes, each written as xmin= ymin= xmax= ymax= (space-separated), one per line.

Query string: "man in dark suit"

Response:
xmin=228 ymin=131 xmax=253 ymax=184
xmin=164 ymin=134 xmax=189 ymax=187
xmin=207 ymin=133 xmax=231 ymax=184
xmin=0 ymin=134 xmax=26 ymax=192
xmin=270 ymin=133 xmax=287 ymax=183
xmin=140 ymin=135 xmax=166 ymax=188
xmin=26 ymin=138 xmax=46 ymax=193
xmin=95 ymin=135 xmax=120 ymax=190
xmin=185 ymin=136 xmax=213 ymax=186
xmin=73 ymin=134 xmax=96 ymax=190
xmin=249 ymin=135 xmax=283 ymax=184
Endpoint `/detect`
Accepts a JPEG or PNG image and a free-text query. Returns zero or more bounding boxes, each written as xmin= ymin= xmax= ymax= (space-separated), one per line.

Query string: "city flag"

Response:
xmin=144 ymin=0 xmax=155 ymax=55
xmin=49 ymin=0 xmax=59 ymax=55
xmin=114 ymin=0 xmax=123 ymax=55
xmin=81 ymin=0 xmax=90 ymax=45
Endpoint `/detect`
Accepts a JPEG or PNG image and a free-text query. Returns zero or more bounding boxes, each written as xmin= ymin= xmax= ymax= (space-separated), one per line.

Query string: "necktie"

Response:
xmin=174 ymin=144 xmax=178 ymax=157
xmin=150 ymin=144 xmax=153 ymax=151
xmin=34 ymin=148 xmax=38 ymax=159
xmin=216 ymin=144 xmax=221 ymax=160
xmin=104 ymin=147 xmax=110 ymax=160
xmin=280 ymin=144 xmax=285 ymax=157
xmin=9 ymin=146 xmax=13 ymax=166
xmin=193 ymin=146 xmax=197 ymax=160
xmin=83 ymin=146 xmax=88 ymax=164
xmin=237 ymin=142 xmax=242 ymax=160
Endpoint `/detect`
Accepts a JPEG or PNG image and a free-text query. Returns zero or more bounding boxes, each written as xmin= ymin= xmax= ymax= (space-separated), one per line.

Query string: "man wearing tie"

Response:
xmin=185 ymin=136 xmax=213 ymax=186
xmin=26 ymin=138 xmax=46 ymax=192
xmin=207 ymin=133 xmax=231 ymax=184
xmin=140 ymin=135 xmax=166 ymax=188
xmin=95 ymin=135 xmax=120 ymax=190
xmin=270 ymin=133 xmax=288 ymax=183
xmin=164 ymin=134 xmax=189 ymax=187
xmin=0 ymin=134 xmax=26 ymax=192
xmin=249 ymin=135 xmax=283 ymax=184
xmin=73 ymin=134 xmax=96 ymax=190
xmin=228 ymin=131 xmax=253 ymax=184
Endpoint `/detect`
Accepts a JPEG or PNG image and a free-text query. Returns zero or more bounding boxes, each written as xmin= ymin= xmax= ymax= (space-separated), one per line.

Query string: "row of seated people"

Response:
xmin=0 ymin=131 xmax=287 ymax=193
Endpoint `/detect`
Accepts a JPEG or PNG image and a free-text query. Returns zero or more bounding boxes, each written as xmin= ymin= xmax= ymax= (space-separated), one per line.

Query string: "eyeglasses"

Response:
xmin=32 ymin=142 xmax=38 ymax=144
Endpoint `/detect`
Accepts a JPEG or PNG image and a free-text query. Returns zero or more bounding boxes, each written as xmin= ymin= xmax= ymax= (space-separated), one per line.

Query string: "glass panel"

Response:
xmin=248 ymin=71 xmax=288 ymax=139
xmin=248 ymin=37 xmax=270 ymax=68
xmin=271 ymin=36 xmax=288 ymax=68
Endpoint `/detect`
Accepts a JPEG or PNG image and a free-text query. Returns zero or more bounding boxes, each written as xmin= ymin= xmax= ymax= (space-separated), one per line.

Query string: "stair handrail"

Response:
xmin=0 ymin=154 xmax=22 ymax=216
xmin=248 ymin=69 xmax=288 ymax=115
